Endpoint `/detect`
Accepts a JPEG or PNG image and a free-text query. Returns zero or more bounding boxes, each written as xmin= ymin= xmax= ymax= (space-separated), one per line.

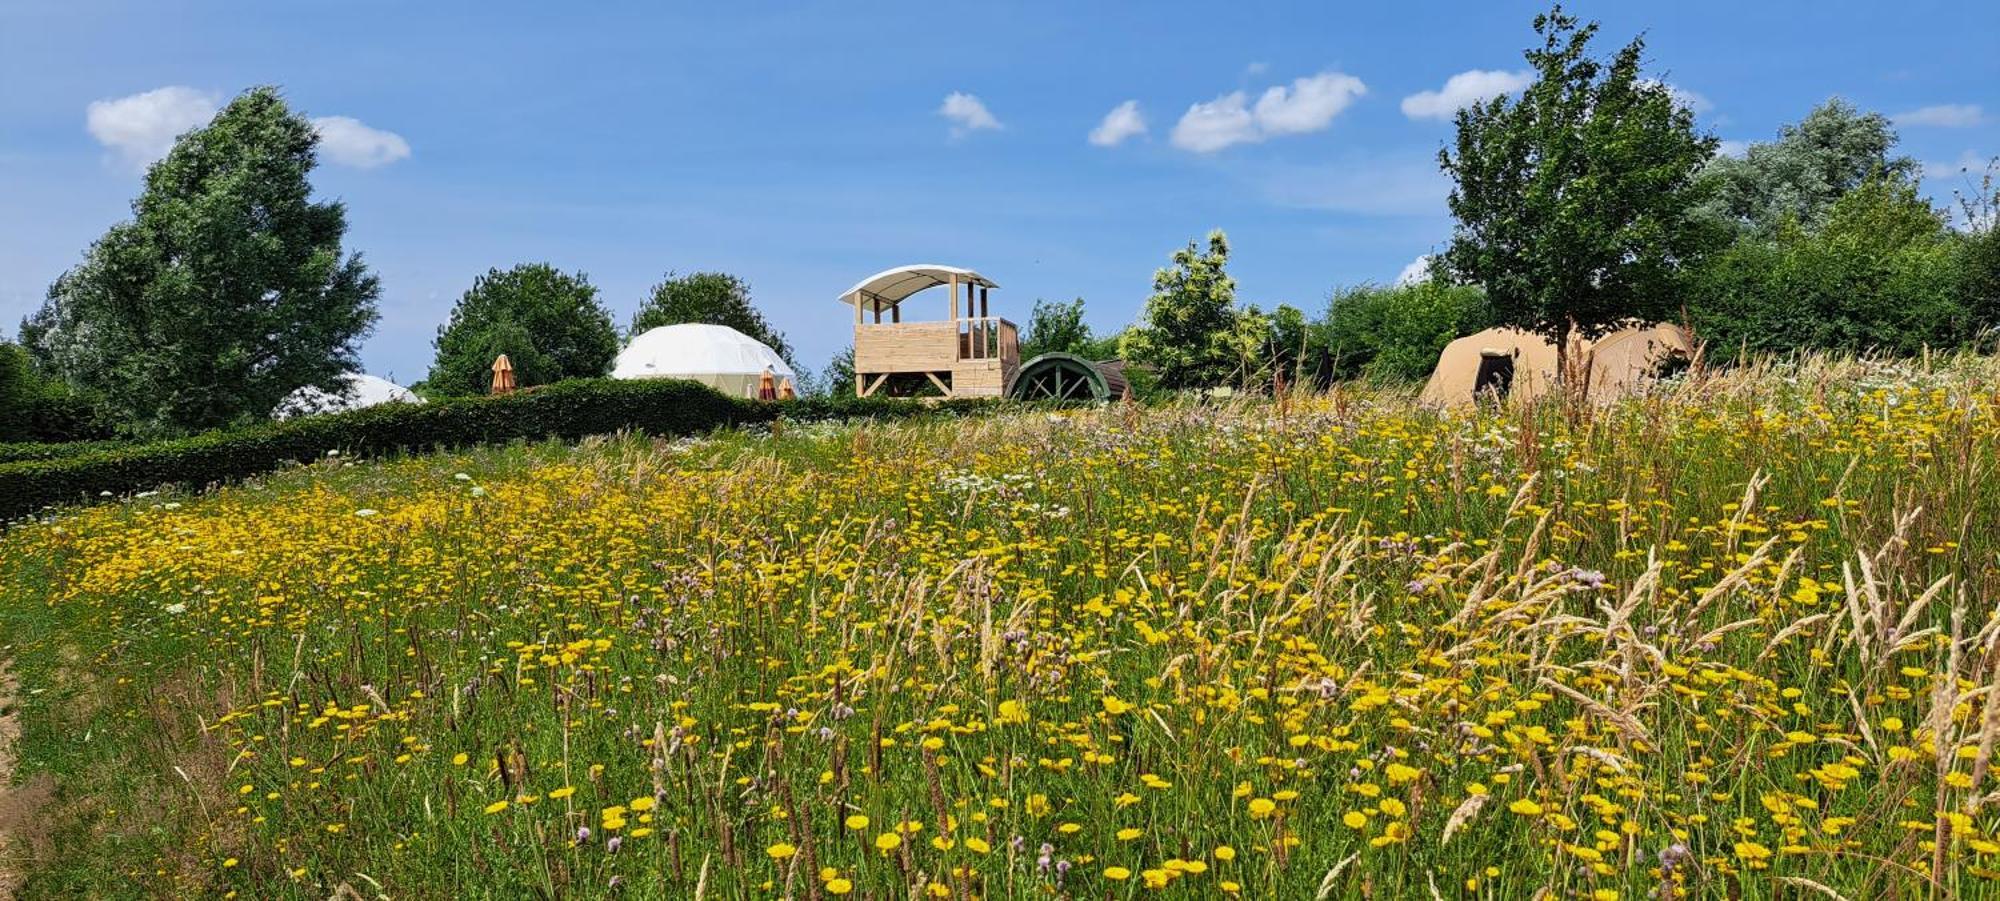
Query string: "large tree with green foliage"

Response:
xmin=1122 ymin=230 xmax=1244 ymax=389
xmin=629 ymin=271 xmax=793 ymax=365
xmin=1020 ymin=297 xmax=1094 ymax=359
xmin=1695 ymin=99 xmax=1916 ymax=237
xmin=1438 ymin=6 xmax=1718 ymax=369
xmin=25 ymin=87 xmax=379 ymax=435
xmin=427 ymin=264 xmax=618 ymax=395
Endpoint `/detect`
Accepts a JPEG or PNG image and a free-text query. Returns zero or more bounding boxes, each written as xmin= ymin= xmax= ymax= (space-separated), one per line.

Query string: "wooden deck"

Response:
xmin=854 ymin=318 xmax=1018 ymax=397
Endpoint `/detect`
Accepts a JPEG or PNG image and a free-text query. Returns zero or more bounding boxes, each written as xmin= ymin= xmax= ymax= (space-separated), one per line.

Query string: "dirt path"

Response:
xmin=0 ymin=658 xmax=36 ymax=900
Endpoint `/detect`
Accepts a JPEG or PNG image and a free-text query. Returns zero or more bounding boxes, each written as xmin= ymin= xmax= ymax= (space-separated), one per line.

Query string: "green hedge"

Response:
xmin=0 ymin=438 xmax=132 ymax=465
xmin=0 ymin=379 xmax=1003 ymax=519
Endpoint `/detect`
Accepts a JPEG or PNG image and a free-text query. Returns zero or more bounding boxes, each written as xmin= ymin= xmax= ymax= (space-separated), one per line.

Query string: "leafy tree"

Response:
xmin=427 ymin=264 xmax=617 ymax=395
xmin=1020 ymin=297 xmax=1094 ymax=359
xmin=1955 ymin=159 xmax=2000 ymax=341
xmin=1695 ymin=99 xmax=1917 ymax=237
xmin=25 ymin=87 xmax=379 ymax=435
xmin=1438 ymin=6 xmax=1718 ymax=372
xmin=1122 ymin=230 xmax=1244 ymax=389
xmin=1691 ymin=177 xmax=1967 ymax=359
xmin=630 ymin=271 xmax=794 ymax=365
xmin=1322 ymin=282 xmax=1494 ymax=382
xmin=821 ymin=345 xmax=855 ymax=396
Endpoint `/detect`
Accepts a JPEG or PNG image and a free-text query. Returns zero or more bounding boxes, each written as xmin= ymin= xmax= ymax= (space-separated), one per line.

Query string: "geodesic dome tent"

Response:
xmin=612 ymin=324 xmax=796 ymax=398
xmin=274 ymin=373 xmax=423 ymax=419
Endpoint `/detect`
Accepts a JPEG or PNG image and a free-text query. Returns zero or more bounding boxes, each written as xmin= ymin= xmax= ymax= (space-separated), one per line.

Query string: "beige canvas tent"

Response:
xmin=1583 ymin=324 xmax=1693 ymax=404
xmin=1420 ymin=328 xmax=1565 ymax=407
xmin=1420 ymin=324 xmax=1692 ymax=408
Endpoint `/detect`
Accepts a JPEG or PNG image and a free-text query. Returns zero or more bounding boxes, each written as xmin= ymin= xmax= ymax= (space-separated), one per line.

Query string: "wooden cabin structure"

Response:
xmin=841 ymin=264 xmax=1020 ymax=397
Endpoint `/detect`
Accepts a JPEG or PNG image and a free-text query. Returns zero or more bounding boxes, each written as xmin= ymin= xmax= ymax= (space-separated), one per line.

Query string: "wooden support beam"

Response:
xmin=980 ymin=285 xmax=988 ymax=319
xmin=862 ymin=372 xmax=889 ymax=397
xmin=947 ymin=273 xmax=958 ymax=322
xmin=924 ymin=371 xmax=951 ymax=395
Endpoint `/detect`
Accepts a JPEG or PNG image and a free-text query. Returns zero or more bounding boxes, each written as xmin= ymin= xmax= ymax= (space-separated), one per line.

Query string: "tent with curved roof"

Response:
xmin=1584 ymin=324 xmax=1693 ymax=404
xmin=612 ymin=323 xmax=796 ymax=398
xmin=839 ymin=264 xmax=998 ymax=316
xmin=274 ymin=373 xmax=423 ymax=419
xmin=1420 ymin=328 xmax=1564 ymax=407
xmin=1421 ymin=324 xmax=1694 ymax=408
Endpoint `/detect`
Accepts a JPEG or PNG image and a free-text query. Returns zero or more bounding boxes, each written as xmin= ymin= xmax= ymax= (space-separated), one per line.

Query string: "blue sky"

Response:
xmin=3 ymin=1 xmax=1996 ymax=382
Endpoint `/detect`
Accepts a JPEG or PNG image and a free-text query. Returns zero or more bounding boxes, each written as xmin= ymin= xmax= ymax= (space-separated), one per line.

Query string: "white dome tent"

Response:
xmin=274 ymin=373 xmax=423 ymax=419
xmin=612 ymin=323 xmax=796 ymax=398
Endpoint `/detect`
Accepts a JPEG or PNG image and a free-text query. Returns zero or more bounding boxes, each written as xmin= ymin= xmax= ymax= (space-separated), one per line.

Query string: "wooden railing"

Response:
xmin=958 ymin=317 xmax=1016 ymax=363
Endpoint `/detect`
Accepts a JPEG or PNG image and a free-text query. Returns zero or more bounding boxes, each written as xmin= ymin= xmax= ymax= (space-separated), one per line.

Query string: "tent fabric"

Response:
xmin=838 ymin=265 xmax=997 ymax=314
xmin=612 ymin=324 xmax=796 ymax=398
xmin=274 ymin=373 xmax=422 ymax=419
xmin=1420 ymin=324 xmax=1692 ymax=408
xmin=1584 ymin=324 xmax=1693 ymax=404
xmin=1420 ymin=328 xmax=1565 ymax=407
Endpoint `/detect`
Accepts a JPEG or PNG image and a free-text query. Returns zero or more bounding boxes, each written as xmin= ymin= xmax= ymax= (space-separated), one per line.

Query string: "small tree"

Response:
xmin=26 ymin=87 xmax=380 ymax=435
xmin=1321 ymin=282 xmax=1494 ymax=382
xmin=1123 ymin=230 xmax=1242 ymax=390
xmin=427 ymin=264 xmax=618 ymax=395
xmin=1438 ymin=6 xmax=1718 ymax=374
xmin=1020 ymin=298 xmax=1094 ymax=359
xmin=630 ymin=271 xmax=794 ymax=365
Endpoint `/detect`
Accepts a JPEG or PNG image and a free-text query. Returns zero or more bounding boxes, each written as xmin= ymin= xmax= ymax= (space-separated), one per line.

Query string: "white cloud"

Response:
xmin=88 ymin=87 xmax=408 ymax=171
xmin=1894 ymin=104 xmax=1985 ymax=128
xmin=86 ymin=86 xmax=220 ymax=169
xmin=311 ymin=116 xmax=411 ymax=168
xmin=1395 ymin=254 xmax=1434 ymax=286
xmin=1171 ymin=70 xmax=1367 ymax=153
xmin=1400 ymin=69 xmax=1532 ymax=120
xmin=1717 ymin=139 xmax=1751 ymax=158
xmin=1088 ymin=100 xmax=1147 ymax=147
xmin=1920 ymin=150 xmax=1990 ymax=181
xmin=1172 ymin=92 xmax=1259 ymax=152
xmin=1640 ymin=80 xmax=1712 ymax=114
xmin=1253 ymin=72 xmax=1368 ymax=136
xmin=939 ymin=92 xmax=1001 ymax=137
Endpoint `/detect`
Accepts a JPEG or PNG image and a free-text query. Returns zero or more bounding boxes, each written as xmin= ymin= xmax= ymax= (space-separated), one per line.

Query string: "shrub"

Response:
xmin=0 ymin=378 xmax=1002 ymax=519
xmin=1691 ymin=178 xmax=1971 ymax=361
xmin=1321 ymin=282 xmax=1493 ymax=382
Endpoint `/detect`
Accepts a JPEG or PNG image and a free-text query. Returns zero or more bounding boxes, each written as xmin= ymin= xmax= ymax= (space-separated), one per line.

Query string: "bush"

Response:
xmin=1691 ymin=178 xmax=1971 ymax=362
xmin=1321 ymin=282 xmax=1493 ymax=382
xmin=0 ymin=378 xmax=1002 ymax=519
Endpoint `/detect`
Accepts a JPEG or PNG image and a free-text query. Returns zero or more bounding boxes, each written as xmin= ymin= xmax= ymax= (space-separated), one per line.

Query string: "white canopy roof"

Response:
xmin=839 ymin=264 xmax=997 ymax=314
xmin=274 ymin=373 xmax=422 ymax=419
xmin=612 ymin=324 xmax=796 ymax=381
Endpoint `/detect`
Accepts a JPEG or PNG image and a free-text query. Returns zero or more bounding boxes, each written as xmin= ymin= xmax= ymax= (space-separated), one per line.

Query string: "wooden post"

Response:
xmin=980 ymin=285 xmax=989 ymax=319
xmin=947 ymin=274 xmax=958 ymax=322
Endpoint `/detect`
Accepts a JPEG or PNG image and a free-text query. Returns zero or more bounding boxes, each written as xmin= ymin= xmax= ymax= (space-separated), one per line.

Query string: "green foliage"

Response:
xmin=427 ymin=264 xmax=618 ymax=396
xmin=1020 ymin=297 xmax=1094 ymax=359
xmin=24 ymin=87 xmax=380 ymax=436
xmin=1695 ymin=98 xmax=1917 ymax=237
xmin=1123 ymin=230 xmax=1246 ymax=389
xmin=0 ymin=342 xmax=114 ymax=444
xmin=1956 ymin=162 xmax=2000 ymax=340
xmin=0 ymin=378 xmax=1001 ymax=518
xmin=1322 ymin=282 xmax=1495 ymax=382
xmin=820 ymin=345 xmax=855 ymax=396
xmin=1439 ymin=6 xmax=1719 ymax=355
xmin=1691 ymin=178 xmax=1972 ymax=360
xmin=630 ymin=271 xmax=794 ymax=365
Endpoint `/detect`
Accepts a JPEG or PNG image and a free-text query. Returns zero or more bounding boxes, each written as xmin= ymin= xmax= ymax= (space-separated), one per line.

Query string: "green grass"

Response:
xmin=2 ymin=355 xmax=1999 ymax=899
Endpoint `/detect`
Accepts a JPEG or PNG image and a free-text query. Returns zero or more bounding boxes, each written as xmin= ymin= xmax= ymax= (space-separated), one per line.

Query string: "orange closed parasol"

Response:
xmin=490 ymin=354 xmax=517 ymax=395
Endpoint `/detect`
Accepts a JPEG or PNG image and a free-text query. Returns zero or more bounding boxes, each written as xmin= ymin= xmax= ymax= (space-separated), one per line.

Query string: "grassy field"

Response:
xmin=3 ymin=357 xmax=1999 ymax=899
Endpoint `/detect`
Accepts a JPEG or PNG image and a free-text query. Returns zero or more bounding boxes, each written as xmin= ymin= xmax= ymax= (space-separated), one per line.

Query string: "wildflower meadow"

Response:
xmin=4 ymin=355 xmax=2000 ymax=899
